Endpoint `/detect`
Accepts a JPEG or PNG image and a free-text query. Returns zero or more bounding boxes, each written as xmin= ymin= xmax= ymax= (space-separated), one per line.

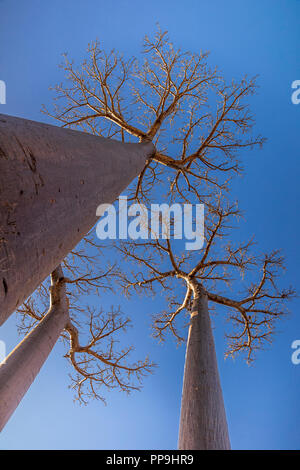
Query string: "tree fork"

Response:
xmin=0 ymin=114 xmax=155 ymax=325
xmin=178 ymin=282 xmax=230 ymax=450
xmin=0 ymin=266 xmax=68 ymax=431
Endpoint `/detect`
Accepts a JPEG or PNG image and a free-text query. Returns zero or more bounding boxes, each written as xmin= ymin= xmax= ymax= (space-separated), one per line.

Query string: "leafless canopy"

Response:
xmin=17 ymin=236 xmax=154 ymax=405
xmin=43 ymin=26 xmax=264 ymax=203
xmin=114 ymin=195 xmax=295 ymax=363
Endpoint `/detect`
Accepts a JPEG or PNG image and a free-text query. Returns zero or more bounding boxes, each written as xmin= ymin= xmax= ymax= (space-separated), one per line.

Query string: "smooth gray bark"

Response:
xmin=0 ymin=114 xmax=155 ymax=325
xmin=0 ymin=266 xmax=68 ymax=431
xmin=178 ymin=285 xmax=230 ymax=450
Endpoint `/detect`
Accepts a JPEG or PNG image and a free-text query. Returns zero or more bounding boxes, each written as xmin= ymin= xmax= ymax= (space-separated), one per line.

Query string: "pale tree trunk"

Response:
xmin=0 ymin=265 xmax=68 ymax=431
xmin=0 ymin=113 xmax=155 ymax=325
xmin=178 ymin=282 xmax=230 ymax=450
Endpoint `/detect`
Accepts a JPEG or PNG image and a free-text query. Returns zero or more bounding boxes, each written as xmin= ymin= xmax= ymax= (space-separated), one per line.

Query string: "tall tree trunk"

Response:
xmin=178 ymin=282 xmax=230 ymax=450
xmin=0 ymin=266 xmax=68 ymax=431
xmin=0 ymin=113 xmax=155 ymax=325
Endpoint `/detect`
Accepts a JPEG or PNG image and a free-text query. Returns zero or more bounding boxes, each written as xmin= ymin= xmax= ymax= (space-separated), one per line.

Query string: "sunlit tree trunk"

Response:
xmin=0 ymin=266 xmax=68 ymax=431
xmin=0 ymin=113 xmax=155 ymax=326
xmin=178 ymin=281 xmax=230 ymax=450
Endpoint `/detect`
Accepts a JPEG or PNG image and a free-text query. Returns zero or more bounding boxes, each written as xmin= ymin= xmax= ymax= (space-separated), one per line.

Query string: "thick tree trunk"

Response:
xmin=0 ymin=266 xmax=68 ymax=431
xmin=0 ymin=114 xmax=155 ymax=325
xmin=178 ymin=283 xmax=230 ymax=450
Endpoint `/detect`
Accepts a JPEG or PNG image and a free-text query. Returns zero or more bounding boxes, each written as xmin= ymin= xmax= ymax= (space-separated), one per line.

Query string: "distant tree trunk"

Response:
xmin=0 ymin=113 xmax=155 ymax=326
xmin=178 ymin=281 xmax=230 ymax=450
xmin=0 ymin=266 xmax=68 ymax=431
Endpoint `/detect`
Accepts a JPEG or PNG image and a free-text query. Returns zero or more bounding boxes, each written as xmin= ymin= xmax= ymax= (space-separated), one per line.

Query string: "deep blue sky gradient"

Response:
xmin=0 ymin=0 xmax=299 ymax=449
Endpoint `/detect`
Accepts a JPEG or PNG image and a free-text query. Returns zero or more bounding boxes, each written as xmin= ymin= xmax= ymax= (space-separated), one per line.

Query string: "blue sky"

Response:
xmin=0 ymin=0 xmax=299 ymax=450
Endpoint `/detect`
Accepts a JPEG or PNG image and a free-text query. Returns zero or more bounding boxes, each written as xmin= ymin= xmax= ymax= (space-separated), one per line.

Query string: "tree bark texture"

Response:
xmin=0 ymin=266 xmax=68 ymax=431
xmin=178 ymin=284 xmax=230 ymax=450
xmin=0 ymin=114 xmax=155 ymax=325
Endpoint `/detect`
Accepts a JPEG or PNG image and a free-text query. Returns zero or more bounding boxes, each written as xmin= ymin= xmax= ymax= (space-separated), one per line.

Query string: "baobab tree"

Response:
xmin=0 ymin=26 xmax=262 ymax=325
xmin=111 ymin=193 xmax=295 ymax=449
xmin=37 ymin=27 xmax=268 ymax=448
xmin=0 ymin=27 xmax=268 ymax=444
xmin=0 ymin=235 xmax=154 ymax=430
